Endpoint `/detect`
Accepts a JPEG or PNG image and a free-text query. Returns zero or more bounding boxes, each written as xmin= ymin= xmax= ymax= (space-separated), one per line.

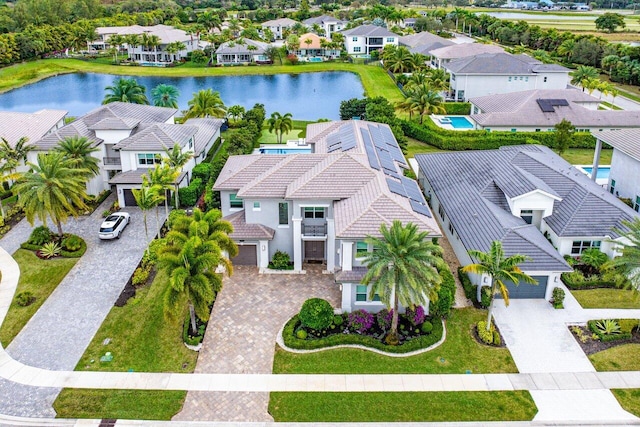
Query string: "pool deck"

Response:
xmin=430 ymin=115 xmax=476 ymax=131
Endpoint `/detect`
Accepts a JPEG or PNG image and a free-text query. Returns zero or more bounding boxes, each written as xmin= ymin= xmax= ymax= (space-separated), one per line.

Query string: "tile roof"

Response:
xmin=0 ymin=109 xmax=67 ymax=148
xmin=88 ymin=117 xmax=140 ymax=130
xmin=114 ymin=123 xmax=198 ymax=151
xmin=446 ymin=52 xmax=569 ymax=75
xmin=98 ymin=24 xmax=193 ymax=44
xmin=430 ymin=42 xmax=504 ymax=60
xmin=335 ymin=267 xmax=367 ymax=283
xmin=224 ymin=210 xmax=275 ymax=240
xmin=399 ymin=32 xmax=455 ymax=53
xmin=183 ymin=118 xmax=224 ymax=156
xmin=304 ymin=15 xmax=343 ymax=25
xmin=216 ymin=39 xmax=269 ymax=55
xmin=342 ymin=24 xmax=398 ymax=38
xmin=416 ymin=145 xmax=639 ymax=270
xmin=108 ymin=168 xmax=186 ymax=185
xmin=592 ymin=129 xmax=640 ymax=161
xmin=261 ymin=18 xmax=298 ymax=27
xmin=470 ymin=89 xmax=640 ymax=128
xmin=296 ymin=33 xmax=328 ymax=49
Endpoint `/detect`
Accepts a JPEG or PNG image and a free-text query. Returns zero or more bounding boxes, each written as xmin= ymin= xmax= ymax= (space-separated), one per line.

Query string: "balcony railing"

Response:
xmin=103 ymin=157 xmax=121 ymax=166
xmin=302 ymin=223 xmax=327 ymax=236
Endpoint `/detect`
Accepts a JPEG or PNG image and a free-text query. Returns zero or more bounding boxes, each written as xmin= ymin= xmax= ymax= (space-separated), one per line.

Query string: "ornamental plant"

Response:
xmin=406 ymin=305 xmax=425 ymax=326
xmin=376 ymin=308 xmax=392 ymax=331
xmin=348 ymin=309 xmax=374 ymax=333
xmin=299 ymin=298 xmax=334 ymax=330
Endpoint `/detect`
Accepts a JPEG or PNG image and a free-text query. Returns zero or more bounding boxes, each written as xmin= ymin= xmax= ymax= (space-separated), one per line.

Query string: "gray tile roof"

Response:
xmin=341 ymin=25 xmax=398 ymax=38
xmin=399 ymin=32 xmax=454 ymax=50
xmin=304 ymin=15 xmax=343 ymax=25
xmin=0 ymin=109 xmax=67 ymax=148
xmin=183 ymin=118 xmax=224 ymax=156
xmin=216 ymin=39 xmax=269 ymax=55
xmin=99 ymin=24 xmax=193 ymax=44
xmin=224 ymin=210 xmax=275 ymax=240
xmin=430 ymin=43 xmax=504 ymax=60
xmin=446 ymin=52 xmax=569 ymax=75
xmin=416 ymin=145 xmax=639 ymax=271
xmin=470 ymin=89 xmax=640 ymax=128
xmin=592 ymin=129 xmax=640 ymax=161
xmin=261 ymin=18 xmax=298 ymax=27
xmin=335 ymin=267 xmax=367 ymax=283
xmin=88 ymin=117 xmax=140 ymax=130
xmin=114 ymin=123 xmax=198 ymax=151
xmin=108 ymin=168 xmax=186 ymax=185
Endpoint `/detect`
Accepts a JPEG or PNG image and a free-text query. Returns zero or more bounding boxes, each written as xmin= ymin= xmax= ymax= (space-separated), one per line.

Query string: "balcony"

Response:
xmin=103 ymin=157 xmax=121 ymax=166
xmin=302 ymin=223 xmax=327 ymax=236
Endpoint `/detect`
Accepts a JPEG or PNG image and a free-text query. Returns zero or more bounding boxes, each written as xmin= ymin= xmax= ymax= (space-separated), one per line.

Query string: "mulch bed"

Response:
xmin=470 ymin=321 xmax=507 ymax=348
xmin=569 ymin=325 xmax=640 ymax=355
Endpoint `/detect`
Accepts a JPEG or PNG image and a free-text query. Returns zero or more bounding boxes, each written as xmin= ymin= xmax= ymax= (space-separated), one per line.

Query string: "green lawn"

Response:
xmin=269 ymin=391 xmax=537 ymax=422
xmin=259 ymin=128 xmax=302 ymax=145
xmin=612 ymin=389 xmax=640 ymax=418
xmin=589 ymin=344 xmax=640 ymax=371
xmin=0 ymin=249 xmax=77 ymax=347
xmin=571 ymin=288 xmax=640 ymax=309
xmin=273 ymin=308 xmax=518 ymax=374
xmin=54 ymin=389 xmax=186 ymax=420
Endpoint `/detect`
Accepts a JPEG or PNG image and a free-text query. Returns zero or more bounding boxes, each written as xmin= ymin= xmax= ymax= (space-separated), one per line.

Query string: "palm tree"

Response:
xmin=165 ymin=41 xmax=186 ymax=62
xmin=54 ymin=136 xmax=100 ymax=178
xmin=362 ymin=221 xmax=442 ymax=345
xmin=427 ymin=68 xmax=450 ymax=92
xmin=151 ymin=84 xmax=180 ymax=108
xmin=384 ymin=46 xmax=414 ymax=74
xmin=163 ymin=143 xmax=194 ymax=208
xmin=268 ymin=112 xmax=293 ymax=144
xmin=144 ymin=164 xmax=178 ymax=227
xmin=227 ymin=105 xmax=245 ymax=122
xmin=0 ymin=136 xmax=34 ymax=171
xmin=556 ymin=39 xmax=575 ymax=62
xmin=124 ymin=34 xmax=140 ymax=60
xmin=607 ymin=218 xmax=640 ymax=292
xmin=141 ymin=33 xmax=161 ymax=62
xmin=462 ymin=241 xmax=537 ymax=331
xmin=0 ymin=159 xmax=19 ymax=218
xmin=183 ymin=89 xmax=226 ymax=120
xmin=12 ymin=153 xmax=90 ymax=238
xmin=132 ymin=183 xmax=164 ymax=249
xmin=107 ymin=34 xmax=125 ymax=62
xmin=582 ymin=77 xmax=601 ymax=96
xmin=102 ymin=77 xmax=149 ymax=105
xmin=409 ymin=84 xmax=446 ymax=124
xmin=570 ymin=65 xmax=599 ymax=91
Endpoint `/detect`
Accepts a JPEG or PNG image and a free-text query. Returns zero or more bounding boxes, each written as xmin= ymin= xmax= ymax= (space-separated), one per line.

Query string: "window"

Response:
xmin=508 ymin=76 xmax=512 ymax=82
xmin=304 ymin=207 xmax=325 ymax=219
xmin=571 ymin=240 xmax=601 ymax=255
xmin=386 ymin=37 xmax=394 ymax=43
xmin=188 ymin=138 xmax=193 ymax=149
xmin=137 ymin=153 xmax=161 ymax=166
xmin=356 ymin=241 xmax=368 ymax=257
xmin=230 ymin=193 xmax=243 ymax=209
xmin=438 ymin=203 xmax=445 ymax=219
xmin=543 ymin=76 xmax=548 ymax=83
xmin=610 ymin=179 xmax=616 ymax=194
xmin=253 ymin=201 xmax=261 ymax=210
xmin=352 ymin=37 xmax=358 ymax=42
xmin=520 ymin=209 xmax=533 ymax=224
xmin=353 ymin=46 xmax=361 ymax=53
xmin=356 ymin=284 xmax=380 ymax=302
xmin=634 ymin=196 xmax=640 ymax=212
xmin=278 ymin=202 xmax=289 ymax=225
xmin=519 ymin=76 xmax=523 ymax=81
xmin=451 ymin=74 xmax=456 ymax=81
xmin=511 ymin=128 xmax=517 ymax=132
xmin=448 ymin=222 xmax=454 ymax=234
xmin=525 ymin=77 xmax=529 ymax=82
xmin=535 ymin=129 xmax=541 ymax=132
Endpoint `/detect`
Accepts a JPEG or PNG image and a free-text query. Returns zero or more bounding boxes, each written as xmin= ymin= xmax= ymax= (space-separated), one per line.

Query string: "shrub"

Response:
xmin=492 ymin=330 xmax=501 ymax=346
xmin=552 ymin=287 xmax=565 ymax=309
xmin=480 ymin=286 xmax=491 ymax=309
xmin=421 ymin=320 xmax=433 ymax=334
xmin=15 ymin=291 xmax=35 ymax=307
xmin=178 ymin=178 xmax=203 ymax=207
xmin=40 ymin=242 xmax=61 ymax=259
xmin=443 ymin=102 xmax=471 ymax=115
xmin=333 ymin=315 xmax=344 ymax=326
xmin=60 ymin=238 xmax=86 ymax=258
xmin=376 ymin=308 xmax=392 ymax=331
xmin=62 ymin=235 xmax=83 ymax=252
xmin=619 ymin=319 xmax=639 ymax=334
xmin=476 ymin=320 xmax=494 ymax=345
xmin=458 ymin=268 xmax=476 ymax=302
xmin=299 ymin=298 xmax=334 ymax=330
xmin=581 ymin=248 xmax=609 ymax=271
xmin=28 ymin=226 xmax=53 ymax=246
xmin=588 ymin=319 xmax=632 ymax=342
xmin=270 ymin=250 xmax=292 ymax=270
xmin=192 ymin=162 xmax=214 ymax=182
xmin=296 ymin=329 xmax=308 ymax=339
xmin=595 ymin=319 xmax=621 ymax=335
xmin=405 ymin=305 xmax=425 ymax=326
xmin=102 ymin=210 xmax=111 ymax=218
xmin=431 ymin=266 xmax=456 ymax=318
xmin=348 ymin=309 xmax=375 ymax=333
xmin=132 ymin=267 xmax=150 ymax=287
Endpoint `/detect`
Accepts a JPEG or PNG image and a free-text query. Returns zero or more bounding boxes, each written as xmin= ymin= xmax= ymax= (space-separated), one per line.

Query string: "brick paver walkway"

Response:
xmin=174 ymin=264 xmax=341 ymax=422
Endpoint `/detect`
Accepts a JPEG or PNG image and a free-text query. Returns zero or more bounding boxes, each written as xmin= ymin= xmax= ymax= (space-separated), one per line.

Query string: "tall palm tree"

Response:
xmin=582 ymin=77 xmax=601 ymax=96
xmin=132 ymin=183 xmax=164 ymax=250
xmin=163 ymin=143 xmax=194 ymax=208
xmin=0 ymin=159 xmax=19 ymax=218
xmin=607 ymin=218 xmax=640 ymax=292
xmin=183 ymin=89 xmax=226 ymax=119
xmin=362 ymin=220 xmax=442 ymax=345
xmin=107 ymin=34 xmax=125 ymax=62
xmin=268 ymin=112 xmax=293 ymax=144
xmin=12 ymin=153 xmax=90 ymax=238
xmin=144 ymin=164 xmax=178 ymax=226
xmin=409 ymin=84 xmax=446 ymax=124
xmin=227 ymin=105 xmax=245 ymax=122
xmin=102 ymin=77 xmax=149 ymax=105
xmin=427 ymin=68 xmax=450 ymax=92
xmin=141 ymin=33 xmax=161 ymax=62
xmin=124 ymin=34 xmax=140 ymax=60
xmin=570 ymin=65 xmax=599 ymax=91
xmin=54 ymin=136 xmax=100 ymax=178
xmin=462 ymin=241 xmax=537 ymax=331
xmin=165 ymin=41 xmax=186 ymax=62
xmin=170 ymin=208 xmax=237 ymax=255
xmin=151 ymin=84 xmax=180 ymax=108
xmin=0 ymin=136 xmax=34 ymax=171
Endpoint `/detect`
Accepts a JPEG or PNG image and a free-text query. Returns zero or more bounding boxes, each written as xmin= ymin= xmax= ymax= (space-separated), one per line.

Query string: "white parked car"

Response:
xmin=99 ymin=212 xmax=130 ymax=240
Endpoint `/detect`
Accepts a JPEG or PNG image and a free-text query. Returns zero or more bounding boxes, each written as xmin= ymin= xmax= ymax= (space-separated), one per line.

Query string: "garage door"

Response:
xmin=498 ymin=275 xmax=548 ymax=299
xmin=232 ymin=245 xmax=257 ymax=266
xmin=123 ymin=189 xmax=137 ymax=207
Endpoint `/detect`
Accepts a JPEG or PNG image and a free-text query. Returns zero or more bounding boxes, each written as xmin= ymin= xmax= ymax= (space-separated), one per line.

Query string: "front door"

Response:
xmin=304 ymin=241 xmax=325 ymax=262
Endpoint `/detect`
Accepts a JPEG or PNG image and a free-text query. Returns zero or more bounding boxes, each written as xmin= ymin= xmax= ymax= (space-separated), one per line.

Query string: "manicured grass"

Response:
xmin=612 ymin=389 xmax=640 ymax=418
xmin=405 ymin=137 xmax=448 ymax=159
xmin=259 ymin=128 xmax=302 ymax=145
xmin=560 ymin=148 xmax=612 ymax=165
xmin=590 ymin=344 xmax=640 ymax=371
xmin=273 ymin=308 xmax=518 ymax=374
xmin=54 ymin=389 xmax=186 ymax=420
xmin=269 ymin=391 xmax=537 ymax=422
xmin=571 ymin=288 xmax=640 ymax=309
xmin=0 ymin=249 xmax=77 ymax=347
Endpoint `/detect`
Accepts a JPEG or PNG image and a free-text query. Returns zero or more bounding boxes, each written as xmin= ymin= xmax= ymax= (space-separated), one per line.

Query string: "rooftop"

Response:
xmin=399 ymin=32 xmax=455 ymax=54
xmin=342 ymin=24 xmax=398 ymax=38
xmin=97 ymin=24 xmax=193 ymax=44
xmin=430 ymin=43 xmax=504 ymax=60
xmin=446 ymin=52 xmax=569 ymax=75
xmin=216 ymin=39 xmax=270 ymax=54
xmin=0 ymin=109 xmax=67 ymax=148
xmin=592 ymin=129 xmax=640 ymax=162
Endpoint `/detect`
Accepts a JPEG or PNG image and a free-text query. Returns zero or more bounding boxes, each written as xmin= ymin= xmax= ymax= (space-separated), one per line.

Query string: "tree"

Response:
xmin=582 ymin=77 xmax=601 ymax=95
xmin=595 ymin=13 xmax=626 ymax=33
xmin=264 ymin=45 xmax=282 ymax=64
xmin=124 ymin=34 xmax=140 ymax=60
xmin=462 ymin=241 xmax=537 ymax=331
xmin=227 ymin=104 xmax=245 ymax=122
xmin=570 ymin=65 xmax=599 ymax=91
xmin=102 ymin=77 xmax=149 ymax=105
xmin=151 ymin=84 xmax=180 ymax=108
xmin=554 ymin=119 xmax=575 ymax=155
xmin=145 ymin=164 xmax=178 ymax=229
xmin=54 ymin=136 xmax=100 ymax=178
xmin=407 ymin=84 xmax=446 ymax=124
xmin=0 ymin=136 xmax=34 ymax=172
xmin=339 ymin=98 xmax=368 ymax=120
xmin=607 ymin=218 xmax=640 ymax=292
xmin=0 ymin=160 xmax=19 ymax=217
xmin=165 ymin=41 xmax=186 ymax=62
xmin=132 ymin=183 xmax=164 ymax=249
xmin=163 ymin=143 xmax=193 ymax=208
xmin=107 ymin=34 xmax=124 ymax=62
xmin=383 ymin=45 xmax=414 ymax=74
xmin=183 ymin=89 xmax=226 ymax=119
xmin=268 ymin=112 xmax=293 ymax=144
xmin=556 ymin=39 xmax=575 ymax=62
xmin=362 ymin=220 xmax=442 ymax=345
xmin=140 ymin=32 xmax=161 ymax=61
xmin=12 ymin=153 xmax=89 ymax=238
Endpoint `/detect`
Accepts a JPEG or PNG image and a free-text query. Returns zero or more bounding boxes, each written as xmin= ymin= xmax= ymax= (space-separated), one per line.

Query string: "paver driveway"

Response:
xmin=174 ymin=265 xmax=341 ymax=422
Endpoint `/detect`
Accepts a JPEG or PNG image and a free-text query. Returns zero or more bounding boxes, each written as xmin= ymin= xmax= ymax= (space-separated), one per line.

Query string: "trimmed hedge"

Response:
xmin=282 ymin=314 xmax=444 ymax=354
xmin=443 ymin=102 xmax=471 ymax=115
xmin=458 ymin=267 xmax=476 ymax=302
xmin=178 ymin=177 xmax=203 ymax=207
xmin=192 ymin=162 xmax=214 ymax=182
xmin=561 ymin=272 xmax=619 ymax=290
xmin=20 ymin=235 xmax=86 ymax=258
xmin=431 ymin=265 xmax=456 ymax=318
xmin=588 ymin=319 xmax=633 ymax=343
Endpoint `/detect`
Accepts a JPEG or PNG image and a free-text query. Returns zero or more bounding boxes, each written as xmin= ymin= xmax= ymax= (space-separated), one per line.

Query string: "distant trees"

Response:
xmin=595 ymin=13 xmax=626 ymax=33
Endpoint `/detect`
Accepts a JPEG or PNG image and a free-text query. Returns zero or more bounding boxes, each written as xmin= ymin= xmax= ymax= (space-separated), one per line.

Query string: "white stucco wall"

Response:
xmin=450 ymin=72 xmax=569 ymax=101
xmin=609 ymin=149 xmax=640 ymax=202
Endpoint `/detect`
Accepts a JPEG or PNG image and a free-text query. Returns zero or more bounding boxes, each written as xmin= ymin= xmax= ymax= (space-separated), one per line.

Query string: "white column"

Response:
xmin=591 ymin=137 xmax=603 ymax=183
xmin=293 ymin=217 xmax=302 ymax=272
xmin=342 ymin=241 xmax=353 ymax=271
xmin=326 ymin=219 xmax=336 ymax=272
xmin=341 ymin=283 xmax=352 ymax=313
xmin=259 ymin=240 xmax=269 ymax=269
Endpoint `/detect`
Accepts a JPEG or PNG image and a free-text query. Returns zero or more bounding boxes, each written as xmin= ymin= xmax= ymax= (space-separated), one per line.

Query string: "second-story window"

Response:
xmin=230 ymin=193 xmax=243 ymax=209
xmin=137 ymin=153 xmax=161 ymax=166
xmin=279 ymin=202 xmax=289 ymax=225
xmin=304 ymin=207 xmax=325 ymax=219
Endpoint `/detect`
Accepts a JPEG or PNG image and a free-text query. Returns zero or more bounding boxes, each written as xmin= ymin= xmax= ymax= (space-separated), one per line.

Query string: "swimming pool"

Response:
xmin=581 ymin=166 xmax=611 ymax=180
xmin=445 ymin=116 xmax=475 ymax=129
xmin=259 ymin=147 xmax=312 ymax=154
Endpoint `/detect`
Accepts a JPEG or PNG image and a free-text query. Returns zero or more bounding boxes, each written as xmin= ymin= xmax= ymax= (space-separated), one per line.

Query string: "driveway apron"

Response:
xmin=0 ymin=195 xmax=162 ymax=417
xmin=174 ymin=265 xmax=341 ymax=422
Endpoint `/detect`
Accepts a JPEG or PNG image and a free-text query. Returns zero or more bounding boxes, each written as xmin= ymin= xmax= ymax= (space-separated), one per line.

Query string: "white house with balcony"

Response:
xmin=214 ymin=120 xmax=441 ymax=313
xmin=341 ymin=25 xmax=398 ymax=57
xmin=429 ymin=43 xmax=504 ymax=70
xmin=260 ymin=18 xmax=298 ymax=40
xmin=303 ymin=15 xmax=347 ymax=39
xmin=216 ymin=39 xmax=271 ymax=64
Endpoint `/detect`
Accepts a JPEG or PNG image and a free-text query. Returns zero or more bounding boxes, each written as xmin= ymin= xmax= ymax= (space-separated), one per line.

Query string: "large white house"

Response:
xmin=429 ymin=42 xmax=504 ymax=69
xmin=260 ymin=18 xmax=298 ymax=40
xmin=214 ymin=120 xmax=441 ymax=313
xmin=303 ymin=15 xmax=347 ymax=39
xmin=216 ymin=39 xmax=271 ymax=64
xmin=416 ymin=145 xmax=639 ymax=300
xmin=399 ymin=31 xmax=454 ymax=56
xmin=341 ymin=25 xmax=399 ymax=57
xmin=446 ymin=52 xmax=570 ymax=101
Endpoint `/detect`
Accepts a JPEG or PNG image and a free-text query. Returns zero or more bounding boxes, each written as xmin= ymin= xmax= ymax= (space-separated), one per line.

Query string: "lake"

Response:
xmin=0 ymin=71 xmax=365 ymax=120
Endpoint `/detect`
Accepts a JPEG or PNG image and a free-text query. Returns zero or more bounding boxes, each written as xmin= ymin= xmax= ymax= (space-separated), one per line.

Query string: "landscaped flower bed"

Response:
xmin=20 ymin=226 xmax=87 ymax=258
xmin=570 ymin=318 xmax=640 ymax=355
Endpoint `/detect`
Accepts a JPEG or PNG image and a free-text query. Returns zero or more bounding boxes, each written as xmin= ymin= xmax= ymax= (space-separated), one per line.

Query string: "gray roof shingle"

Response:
xmin=0 ymin=109 xmax=67 ymax=148
xmin=446 ymin=52 xmax=569 ymax=75
xmin=399 ymin=32 xmax=454 ymax=54
xmin=224 ymin=210 xmax=275 ymax=240
xmin=183 ymin=118 xmax=224 ymax=156
xmin=114 ymin=123 xmax=198 ymax=151
xmin=216 ymin=39 xmax=269 ymax=55
xmin=430 ymin=43 xmax=504 ymax=60
xmin=342 ymin=24 xmax=398 ymax=38
xmin=592 ymin=129 xmax=640 ymax=161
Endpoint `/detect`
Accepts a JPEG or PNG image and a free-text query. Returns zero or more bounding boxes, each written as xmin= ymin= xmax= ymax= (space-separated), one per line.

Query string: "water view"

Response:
xmin=0 ymin=72 xmax=365 ymax=120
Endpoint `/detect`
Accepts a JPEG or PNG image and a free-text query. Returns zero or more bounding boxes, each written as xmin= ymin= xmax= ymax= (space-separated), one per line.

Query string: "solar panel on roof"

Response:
xmin=376 ymin=147 xmax=396 ymax=172
xmin=536 ymin=98 xmax=569 ymax=113
xmin=361 ymin=129 xmax=380 ymax=170
xmin=386 ymin=178 xmax=406 ymax=196
xmin=401 ymin=177 xmax=423 ymax=202
xmin=410 ymin=200 xmax=432 ymax=217
xmin=384 ymin=169 xmax=400 ymax=179
xmin=368 ymin=125 xmax=387 ymax=149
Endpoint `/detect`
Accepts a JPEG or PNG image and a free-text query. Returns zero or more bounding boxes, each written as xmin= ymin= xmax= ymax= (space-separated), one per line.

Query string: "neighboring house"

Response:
xmin=416 ymin=145 xmax=639 ymax=300
xmin=469 ymin=89 xmax=640 ymax=132
xmin=216 ymin=39 xmax=271 ymax=64
xmin=399 ymin=31 xmax=454 ymax=56
xmin=91 ymin=26 xmax=131 ymax=51
xmin=429 ymin=43 xmax=504 ymax=69
xmin=94 ymin=25 xmax=199 ymax=65
xmin=592 ymin=129 xmax=640 ymax=210
xmin=260 ymin=18 xmax=298 ymax=40
xmin=341 ymin=25 xmax=399 ymax=56
xmin=294 ymin=33 xmax=340 ymax=61
xmin=0 ymin=109 xmax=67 ymax=171
xmin=303 ymin=15 xmax=347 ymax=39
xmin=214 ymin=120 xmax=441 ymax=313
xmin=445 ymin=53 xmax=570 ymax=101
xmin=403 ymin=18 xmax=417 ymax=29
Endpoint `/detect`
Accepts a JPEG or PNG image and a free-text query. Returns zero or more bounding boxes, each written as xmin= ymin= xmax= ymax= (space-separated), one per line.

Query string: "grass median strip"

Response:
xmin=571 ymin=288 xmax=640 ymax=309
xmin=269 ymin=391 xmax=537 ymax=422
